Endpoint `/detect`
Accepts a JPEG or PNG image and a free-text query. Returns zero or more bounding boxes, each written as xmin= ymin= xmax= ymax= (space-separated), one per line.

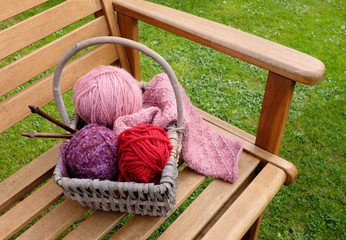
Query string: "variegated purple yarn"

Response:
xmin=73 ymin=65 xmax=142 ymax=128
xmin=60 ymin=124 xmax=118 ymax=180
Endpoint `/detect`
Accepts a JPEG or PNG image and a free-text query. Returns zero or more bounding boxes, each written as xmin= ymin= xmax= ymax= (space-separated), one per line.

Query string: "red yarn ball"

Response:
xmin=117 ymin=124 xmax=173 ymax=184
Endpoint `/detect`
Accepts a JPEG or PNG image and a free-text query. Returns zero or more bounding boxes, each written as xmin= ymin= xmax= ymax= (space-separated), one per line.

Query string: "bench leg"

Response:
xmin=117 ymin=13 xmax=141 ymax=80
xmin=242 ymin=72 xmax=295 ymax=240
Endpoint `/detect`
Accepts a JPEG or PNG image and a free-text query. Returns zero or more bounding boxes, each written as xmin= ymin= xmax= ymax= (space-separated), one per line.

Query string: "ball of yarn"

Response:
xmin=60 ymin=123 xmax=118 ymax=180
xmin=117 ymin=124 xmax=173 ymax=184
xmin=73 ymin=65 xmax=142 ymax=128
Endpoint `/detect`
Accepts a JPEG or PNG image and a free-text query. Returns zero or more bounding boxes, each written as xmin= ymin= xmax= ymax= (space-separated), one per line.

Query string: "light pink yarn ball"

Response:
xmin=73 ymin=65 xmax=142 ymax=128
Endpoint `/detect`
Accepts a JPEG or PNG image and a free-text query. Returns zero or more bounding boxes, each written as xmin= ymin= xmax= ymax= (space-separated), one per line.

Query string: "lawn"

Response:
xmin=0 ymin=0 xmax=345 ymax=239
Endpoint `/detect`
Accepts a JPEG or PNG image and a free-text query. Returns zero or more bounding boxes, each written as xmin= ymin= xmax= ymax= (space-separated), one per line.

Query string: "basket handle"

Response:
xmin=53 ymin=36 xmax=184 ymax=127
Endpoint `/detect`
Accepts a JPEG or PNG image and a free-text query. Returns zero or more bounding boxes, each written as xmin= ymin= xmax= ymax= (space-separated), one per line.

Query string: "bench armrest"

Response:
xmin=113 ymin=0 xmax=325 ymax=85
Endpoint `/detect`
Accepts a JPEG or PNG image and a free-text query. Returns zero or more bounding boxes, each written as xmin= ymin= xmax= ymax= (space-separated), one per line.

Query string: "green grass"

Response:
xmin=1 ymin=0 xmax=345 ymax=239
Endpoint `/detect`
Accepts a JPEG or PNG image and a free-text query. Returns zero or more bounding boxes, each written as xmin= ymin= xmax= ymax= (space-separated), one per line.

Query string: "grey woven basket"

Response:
xmin=52 ymin=36 xmax=184 ymax=217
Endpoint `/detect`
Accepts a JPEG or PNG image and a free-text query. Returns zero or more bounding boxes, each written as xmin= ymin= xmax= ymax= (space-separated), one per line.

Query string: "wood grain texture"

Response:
xmin=247 ymin=72 xmax=297 ymax=240
xmin=64 ymin=211 xmax=126 ymax=240
xmin=0 ymin=17 xmax=109 ymax=97
xmin=16 ymin=199 xmax=89 ymax=240
xmin=0 ymin=144 xmax=60 ymax=214
xmin=195 ymin=171 xmax=258 ymax=240
xmin=256 ymin=72 xmax=296 ymax=155
xmin=0 ymin=179 xmax=63 ymax=240
xmin=112 ymin=0 xmax=325 ymax=85
xmin=242 ymin=213 xmax=264 ymax=240
xmin=109 ymin=168 xmax=206 ymax=240
xmin=0 ymin=0 xmax=49 ymax=22
xmin=0 ymin=44 xmax=118 ymax=134
xmin=196 ymin=108 xmax=256 ymax=144
xmin=100 ymin=0 xmax=131 ymax=73
xmin=201 ymin=111 xmax=297 ymax=185
xmin=117 ymin=13 xmax=141 ymax=80
xmin=201 ymin=164 xmax=286 ymax=240
xmin=0 ymin=0 xmax=102 ymax=60
xmin=158 ymin=154 xmax=259 ymax=240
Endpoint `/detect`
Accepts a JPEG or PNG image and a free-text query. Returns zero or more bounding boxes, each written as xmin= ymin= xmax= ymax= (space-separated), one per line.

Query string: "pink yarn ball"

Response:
xmin=73 ymin=65 xmax=142 ymax=128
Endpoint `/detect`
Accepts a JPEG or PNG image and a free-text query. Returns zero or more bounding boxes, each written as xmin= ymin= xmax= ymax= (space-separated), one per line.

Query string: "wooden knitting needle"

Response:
xmin=28 ymin=105 xmax=76 ymax=133
xmin=21 ymin=131 xmax=73 ymax=139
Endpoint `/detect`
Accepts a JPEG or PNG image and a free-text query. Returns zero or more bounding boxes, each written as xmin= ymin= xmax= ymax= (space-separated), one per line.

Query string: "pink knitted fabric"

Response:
xmin=113 ymin=73 xmax=243 ymax=183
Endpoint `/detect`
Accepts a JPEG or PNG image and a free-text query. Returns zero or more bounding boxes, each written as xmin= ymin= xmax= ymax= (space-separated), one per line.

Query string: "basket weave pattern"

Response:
xmin=52 ymin=37 xmax=184 ymax=217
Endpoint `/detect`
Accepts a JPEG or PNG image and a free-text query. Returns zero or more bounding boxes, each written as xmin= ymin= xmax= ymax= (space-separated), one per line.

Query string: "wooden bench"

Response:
xmin=0 ymin=0 xmax=325 ymax=239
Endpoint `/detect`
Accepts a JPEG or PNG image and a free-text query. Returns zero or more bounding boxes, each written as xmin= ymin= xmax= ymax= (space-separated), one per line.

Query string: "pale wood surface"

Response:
xmin=0 ymin=44 xmax=118 ymax=134
xmin=17 ymin=199 xmax=89 ymax=240
xmin=195 ymin=171 xmax=258 ymax=240
xmin=100 ymin=0 xmax=131 ymax=73
xmin=256 ymin=72 xmax=296 ymax=155
xmin=246 ymin=72 xmax=296 ymax=239
xmin=242 ymin=212 xmax=264 ymax=240
xmin=0 ymin=17 xmax=109 ymax=96
xmin=64 ymin=211 xmax=126 ymax=240
xmin=196 ymin=108 xmax=256 ymax=144
xmin=201 ymin=164 xmax=286 ymax=240
xmin=109 ymin=168 xmax=206 ymax=240
xmin=158 ymin=154 xmax=259 ymax=240
xmin=0 ymin=0 xmax=102 ymax=60
xmin=112 ymin=0 xmax=325 ymax=85
xmin=0 ymin=0 xmax=49 ymax=22
xmin=0 ymin=179 xmax=63 ymax=240
xmin=203 ymin=111 xmax=297 ymax=185
xmin=0 ymin=144 xmax=60 ymax=213
xmin=117 ymin=13 xmax=142 ymax=80
xmin=0 ymin=1 xmax=313 ymax=239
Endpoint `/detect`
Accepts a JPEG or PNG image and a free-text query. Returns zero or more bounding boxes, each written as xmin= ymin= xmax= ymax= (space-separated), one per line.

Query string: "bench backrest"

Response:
xmin=1 ymin=0 xmax=325 ymax=160
xmin=0 ymin=0 xmax=129 ymax=134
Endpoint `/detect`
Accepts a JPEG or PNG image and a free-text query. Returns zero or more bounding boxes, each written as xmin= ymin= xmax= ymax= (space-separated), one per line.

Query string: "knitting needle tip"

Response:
xmin=28 ymin=105 xmax=39 ymax=113
xmin=21 ymin=131 xmax=36 ymax=138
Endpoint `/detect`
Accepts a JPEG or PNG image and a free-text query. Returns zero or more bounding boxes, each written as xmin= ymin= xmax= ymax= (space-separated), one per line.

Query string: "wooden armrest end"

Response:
xmin=113 ymin=0 xmax=325 ymax=85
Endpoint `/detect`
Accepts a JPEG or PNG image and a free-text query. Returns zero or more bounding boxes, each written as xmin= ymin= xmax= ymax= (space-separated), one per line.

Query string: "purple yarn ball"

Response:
xmin=60 ymin=123 xmax=118 ymax=180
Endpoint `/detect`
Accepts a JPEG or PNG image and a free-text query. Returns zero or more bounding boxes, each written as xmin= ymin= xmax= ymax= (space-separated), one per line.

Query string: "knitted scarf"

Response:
xmin=113 ymin=73 xmax=243 ymax=183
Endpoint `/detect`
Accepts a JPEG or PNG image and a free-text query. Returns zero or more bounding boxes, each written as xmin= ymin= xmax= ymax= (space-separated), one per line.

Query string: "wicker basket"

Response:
xmin=52 ymin=37 xmax=184 ymax=217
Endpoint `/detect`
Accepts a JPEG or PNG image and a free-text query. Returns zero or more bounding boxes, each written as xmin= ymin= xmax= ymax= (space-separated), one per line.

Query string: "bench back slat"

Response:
xmin=0 ymin=44 xmax=118 ymax=134
xmin=0 ymin=16 xmax=109 ymax=97
xmin=0 ymin=0 xmax=49 ymax=22
xmin=0 ymin=0 xmax=102 ymax=60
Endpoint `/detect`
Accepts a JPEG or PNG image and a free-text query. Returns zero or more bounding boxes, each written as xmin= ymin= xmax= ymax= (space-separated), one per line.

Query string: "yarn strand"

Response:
xmin=117 ymin=124 xmax=173 ymax=184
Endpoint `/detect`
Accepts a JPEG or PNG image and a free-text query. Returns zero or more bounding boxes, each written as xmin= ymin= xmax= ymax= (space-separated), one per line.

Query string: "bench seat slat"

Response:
xmin=109 ymin=168 xmax=206 ymax=240
xmin=0 ymin=44 xmax=118 ymax=134
xmin=0 ymin=16 xmax=109 ymax=97
xmin=206 ymin=116 xmax=297 ymax=185
xmin=158 ymin=154 xmax=259 ymax=240
xmin=16 ymin=199 xmax=89 ymax=240
xmin=0 ymin=179 xmax=63 ymax=240
xmin=64 ymin=211 xmax=126 ymax=240
xmin=196 ymin=108 xmax=256 ymax=144
xmin=0 ymin=0 xmax=102 ymax=60
xmin=201 ymin=163 xmax=286 ymax=239
xmin=0 ymin=144 xmax=60 ymax=213
xmin=0 ymin=0 xmax=49 ymax=22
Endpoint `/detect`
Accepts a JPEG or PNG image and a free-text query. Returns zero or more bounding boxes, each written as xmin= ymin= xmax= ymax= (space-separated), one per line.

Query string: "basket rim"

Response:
xmin=53 ymin=154 xmax=178 ymax=190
